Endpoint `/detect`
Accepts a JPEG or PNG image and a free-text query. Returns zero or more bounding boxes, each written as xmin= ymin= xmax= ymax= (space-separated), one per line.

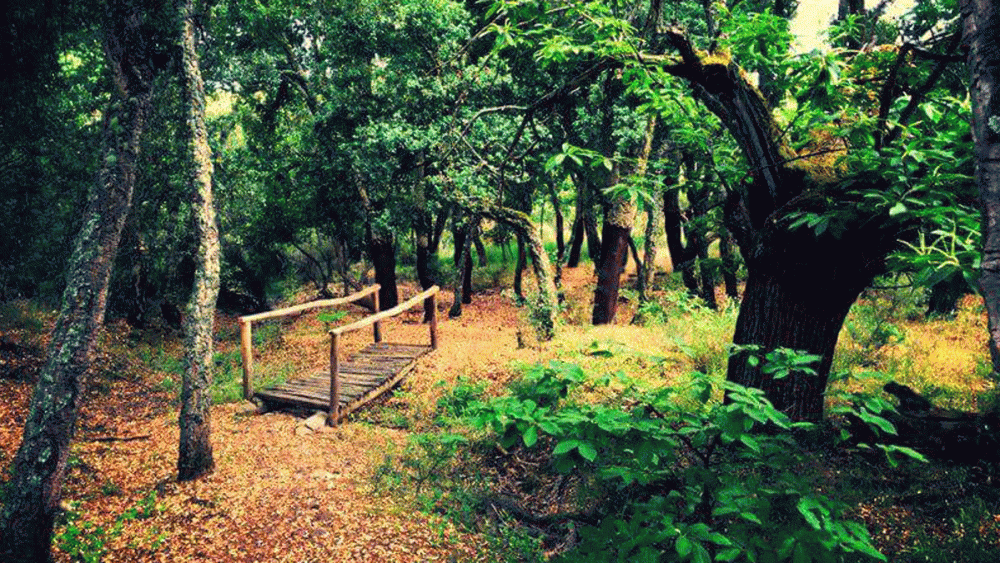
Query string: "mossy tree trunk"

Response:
xmin=967 ymin=0 xmax=1000 ymax=372
xmin=177 ymin=0 xmax=219 ymax=482
xmin=593 ymin=115 xmax=655 ymax=325
xmin=660 ymin=31 xmax=903 ymax=421
xmin=0 ymin=2 xmax=156 ymax=558
xmin=472 ymin=202 xmax=559 ymax=339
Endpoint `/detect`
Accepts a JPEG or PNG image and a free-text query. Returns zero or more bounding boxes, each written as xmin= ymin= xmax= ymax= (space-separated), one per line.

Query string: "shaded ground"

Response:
xmin=0 ymin=271 xmax=593 ymax=562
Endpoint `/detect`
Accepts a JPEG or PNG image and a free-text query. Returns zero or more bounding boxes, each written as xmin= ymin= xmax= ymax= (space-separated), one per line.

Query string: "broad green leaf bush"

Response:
xmin=471 ymin=361 xmax=887 ymax=562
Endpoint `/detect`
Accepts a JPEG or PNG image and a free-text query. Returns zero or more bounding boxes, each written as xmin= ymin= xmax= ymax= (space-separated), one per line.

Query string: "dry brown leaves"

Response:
xmin=0 ymin=276 xmax=568 ymax=562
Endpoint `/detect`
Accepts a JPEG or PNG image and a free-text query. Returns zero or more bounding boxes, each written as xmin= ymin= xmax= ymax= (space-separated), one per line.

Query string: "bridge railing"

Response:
xmin=327 ymin=285 xmax=439 ymax=424
xmin=238 ymin=285 xmax=382 ymax=401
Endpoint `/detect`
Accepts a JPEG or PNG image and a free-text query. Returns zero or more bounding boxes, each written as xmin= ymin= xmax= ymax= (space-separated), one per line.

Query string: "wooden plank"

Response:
xmin=253 ymin=312 xmax=437 ymax=423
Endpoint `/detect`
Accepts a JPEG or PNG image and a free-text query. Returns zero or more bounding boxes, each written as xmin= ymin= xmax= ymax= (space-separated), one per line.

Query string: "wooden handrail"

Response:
xmin=327 ymin=285 xmax=439 ymax=425
xmin=238 ymin=285 xmax=381 ymax=400
xmin=330 ymin=285 xmax=439 ymax=338
xmin=240 ymin=285 xmax=380 ymax=323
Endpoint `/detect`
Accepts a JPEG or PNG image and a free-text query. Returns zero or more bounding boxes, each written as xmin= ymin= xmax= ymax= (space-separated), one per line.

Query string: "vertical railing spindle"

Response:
xmin=329 ymin=331 xmax=341 ymax=426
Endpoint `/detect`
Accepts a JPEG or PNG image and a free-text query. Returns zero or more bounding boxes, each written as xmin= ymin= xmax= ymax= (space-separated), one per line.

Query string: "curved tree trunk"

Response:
xmin=471 ymin=203 xmax=559 ymax=339
xmin=0 ymin=3 xmax=155 ymax=558
xmin=178 ymin=0 xmax=219 ymax=482
xmin=967 ymin=0 xmax=1000 ymax=371
xmin=658 ymin=29 xmax=906 ymax=420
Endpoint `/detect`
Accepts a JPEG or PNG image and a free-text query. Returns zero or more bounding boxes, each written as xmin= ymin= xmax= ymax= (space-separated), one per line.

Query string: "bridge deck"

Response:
xmin=254 ymin=342 xmax=432 ymax=423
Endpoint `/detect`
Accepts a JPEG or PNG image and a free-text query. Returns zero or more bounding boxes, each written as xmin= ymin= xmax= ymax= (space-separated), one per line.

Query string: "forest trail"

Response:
xmin=0 ymin=267 xmax=600 ymax=562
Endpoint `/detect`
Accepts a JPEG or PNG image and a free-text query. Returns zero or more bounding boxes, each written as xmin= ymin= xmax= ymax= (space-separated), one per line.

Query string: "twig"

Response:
xmin=83 ymin=434 xmax=151 ymax=443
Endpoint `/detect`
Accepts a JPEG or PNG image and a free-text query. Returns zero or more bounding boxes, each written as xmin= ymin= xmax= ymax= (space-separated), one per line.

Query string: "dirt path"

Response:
xmin=1 ymin=269 xmax=600 ymax=562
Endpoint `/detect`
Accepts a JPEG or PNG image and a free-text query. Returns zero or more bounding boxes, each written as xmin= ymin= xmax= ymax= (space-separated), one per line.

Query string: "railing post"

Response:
xmin=372 ymin=289 xmax=382 ymax=343
xmin=329 ymin=331 xmax=341 ymax=426
xmin=239 ymin=319 xmax=254 ymax=400
xmin=428 ymin=290 xmax=438 ymax=350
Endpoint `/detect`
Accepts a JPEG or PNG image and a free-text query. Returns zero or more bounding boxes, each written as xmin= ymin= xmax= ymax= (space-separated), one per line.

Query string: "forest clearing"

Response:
xmin=3 ymin=264 xmax=1000 ymax=562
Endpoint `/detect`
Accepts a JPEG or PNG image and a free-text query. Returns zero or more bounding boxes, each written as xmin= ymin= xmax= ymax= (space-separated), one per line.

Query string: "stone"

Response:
xmin=304 ymin=411 xmax=328 ymax=431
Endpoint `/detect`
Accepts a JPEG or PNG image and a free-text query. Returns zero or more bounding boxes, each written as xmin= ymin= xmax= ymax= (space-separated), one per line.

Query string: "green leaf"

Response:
xmin=693 ymin=542 xmax=711 ymax=563
xmin=522 ymin=425 xmax=538 ymax=447
xmin=578 ymin=442 xmax=597 ymax=462
xmin=676 ymin=534 xmax=693 ymax=558
xmin=553 ymin=439 xmax=580 ymax=455
xmin=889 ymin=202 xmax=907 ymax=217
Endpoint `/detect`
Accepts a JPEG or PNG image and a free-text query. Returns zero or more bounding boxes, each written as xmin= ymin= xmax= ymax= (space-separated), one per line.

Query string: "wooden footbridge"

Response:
xmin=237 ymin=285 xmax=439 ymax=425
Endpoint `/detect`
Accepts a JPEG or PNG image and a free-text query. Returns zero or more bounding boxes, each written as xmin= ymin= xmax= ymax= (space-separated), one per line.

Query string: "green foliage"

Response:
xmin=55 ymin=491 xmax=165 ymax=562
xmin=895 ymin=501 xmax=1000 ymax=562
xmin=472 ymin=361 xmax=887 ymax=562
xmin=434 ymin=376 xmax=488 ymax=421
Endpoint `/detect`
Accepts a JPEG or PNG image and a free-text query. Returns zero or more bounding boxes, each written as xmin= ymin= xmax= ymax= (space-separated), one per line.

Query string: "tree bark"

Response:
xmin=514 ymin=235 xmax=527 ymax=301
xmin=0 ymin=2 xmax=155 ymax=558
xmin=566 ymin=210 xmax=584 ymax=267
xmin=368 ymin=227 xmax=399 ymax=309
xmin=592 ymin=214 xmax=633 ymax=324
xmin=967 ymin=0 xmax=1000 ymax=371
xmin=636 ymin=185 xmax=663 ymax=303
xmin=663 ymin=188 xmax=699 ymax=292
xmin=659 ymin=30 xmax=904 ymax=420
xmin=719 ymin=227 xmax=740 ymax=299
xmin=592 ymin=95 xmax=650 ymax=325
xmin=475 ymin=204 xmax=559 ymax=340
xmin=550 ymin=182 xmax=566 ymax=263
xmin=177 ymin=0 xmax=219 ymax=482
xmin=448 ymin=215 xmax=479 ymax=318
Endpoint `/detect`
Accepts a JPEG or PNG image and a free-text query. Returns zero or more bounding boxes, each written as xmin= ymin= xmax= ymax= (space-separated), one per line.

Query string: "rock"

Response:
xmin=304 ymin=411 xmax=328 ymax=431
xmin=295 ymin=425 xmax=312 ymax=436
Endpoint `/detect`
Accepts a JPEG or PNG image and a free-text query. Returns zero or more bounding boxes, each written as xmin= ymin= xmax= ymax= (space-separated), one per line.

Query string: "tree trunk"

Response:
xmin=636 ymin=189 xmax=663 ymax=302
xmin=414 ymin=174 xmax=436 ymax=320
xmin=726 ymin=268 xmax=862 ymax=421
xmin=474 ymin=232 xmax=488 ymax=266
xmin=592 ymin=106 xmax=651 ymax=325
xmin=660 ymin=30 xmax=905 ymax=420
xmin=475 ymin=204 xmax=559 ymax=340
xmin=368 ymin=228 xmax=399 ymax=310
xmin=514 ymin=235 xmax=527 ymax=301
xmin=584 ymin=197 xmax=602 ymax=264
xmin=448 ymin=216 xmax=479 ymax=318
xmin=720 ymin=227 xmax=740 ymax=299
xmin=663 ymin=188 xmax=699 ymax=292
xmin=0 ymin=3 xmax=155 ymax=558
xmin=592 ymin=217 xmax=632 ymax=324
xmin=566 ymin=210 xmax=584 ymax=267
xmin=177 ymin=0 xmax=219 ymax=482
xmin=695 ymin=234 xmax=718 ymax=310
xmin=967 ymin=0 xmax=1000 ymax=371
xmin=550 ymin=182 xmax=565 ymax=263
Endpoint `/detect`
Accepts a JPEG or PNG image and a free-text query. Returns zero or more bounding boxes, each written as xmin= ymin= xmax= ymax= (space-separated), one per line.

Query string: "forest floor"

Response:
xmin=1 ymin=266 xmax=998 ymax=561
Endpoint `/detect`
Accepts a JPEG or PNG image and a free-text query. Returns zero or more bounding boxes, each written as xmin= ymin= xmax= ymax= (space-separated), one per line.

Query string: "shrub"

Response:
xmin=471 ymin=361 xmax=887 ymax=563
